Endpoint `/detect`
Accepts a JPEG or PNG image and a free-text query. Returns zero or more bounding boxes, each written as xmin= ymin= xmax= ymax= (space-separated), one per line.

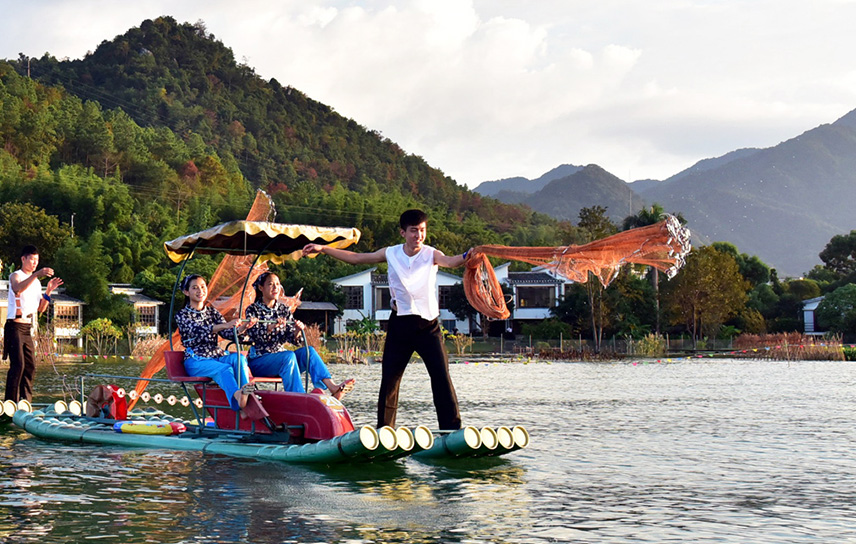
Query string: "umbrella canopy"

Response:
xmin=164 ymin=220 xmax=361 ymax=264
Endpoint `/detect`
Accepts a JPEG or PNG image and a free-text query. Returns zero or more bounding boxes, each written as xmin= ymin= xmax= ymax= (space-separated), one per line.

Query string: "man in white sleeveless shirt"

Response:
xmin=303 ymin=210 xmax=467 ymax=430
xmin=4 ymin=245 xmax=63 ymax=402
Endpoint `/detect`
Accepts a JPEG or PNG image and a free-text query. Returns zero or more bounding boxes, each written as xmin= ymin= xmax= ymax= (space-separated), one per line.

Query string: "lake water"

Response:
xmin=2 ymin=357 xmax=856 ymax=543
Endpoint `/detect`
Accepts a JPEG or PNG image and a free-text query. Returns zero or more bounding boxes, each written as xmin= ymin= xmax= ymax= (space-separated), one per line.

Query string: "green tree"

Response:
xmin=577 ymin=206 xmax=617 ymax=351
xmin=80 ymin=318 xmax=123 ymax=356
xmin=622 ymin=203 xmax=676 ymax=334
xmin=521 ymin=318 xmax=571 ymax=340
xmin=819 ymin=230 xmax=856 ymax=277
xmin=663 ymin=246 xmax=749 ymax=347
xmin=53 ymin=232 xmax=117 ymax=321
xmin=711 ymin=241 xmax=771 ymax=287
xmin=815 ymin=284 xmax=856 ymax=335
xmin=0 ymin=201 xmax=71 ymax=265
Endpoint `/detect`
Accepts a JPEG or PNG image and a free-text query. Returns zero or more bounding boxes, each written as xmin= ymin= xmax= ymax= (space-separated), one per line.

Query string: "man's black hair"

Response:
xmin=399 ymin=209 xmax=428 ymax=230
xmin=20 ymin=245 xmax=39 ymax=258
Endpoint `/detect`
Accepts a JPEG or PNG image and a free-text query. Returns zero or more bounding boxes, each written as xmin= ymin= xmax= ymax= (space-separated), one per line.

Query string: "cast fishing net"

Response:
xmin=463 ymin=215 xmax=691 ymax=320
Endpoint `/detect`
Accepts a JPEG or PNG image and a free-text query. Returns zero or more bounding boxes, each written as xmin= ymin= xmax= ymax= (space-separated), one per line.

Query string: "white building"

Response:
xmin=332 ymin=267 xmax=470 ymax=335
xmin=802 ymin=296 xmax=825 ymax=335
xmin=331 ymin=264 xmax=571 ymax=335
xmin=1 ymin=279 xmax=85 ymax=348
xmin=109 ymin=284 xmax=164 ymax=336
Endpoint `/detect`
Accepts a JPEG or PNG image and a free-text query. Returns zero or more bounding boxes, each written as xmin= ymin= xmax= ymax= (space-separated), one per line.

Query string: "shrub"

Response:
xmin=131 ymin=335 xmax=166 ymax=358
xmin=635 ymin=333 xmax=666 ymax=357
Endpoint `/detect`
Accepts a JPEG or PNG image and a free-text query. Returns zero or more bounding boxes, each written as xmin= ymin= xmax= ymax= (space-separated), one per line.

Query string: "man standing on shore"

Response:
xmin=303 ymin=209 xmax=468 ymax=431
xmin=4 ymin=245 xmax=63 ymax=403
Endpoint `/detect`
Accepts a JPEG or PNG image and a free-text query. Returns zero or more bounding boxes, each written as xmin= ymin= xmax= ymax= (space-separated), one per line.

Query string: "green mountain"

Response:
xmin=0 ymin=16 xmax=578 ymax=321
xmin=473 ymin=164 xmax=582 ymax=197
xmin=642 ymin=110 xmax=856 ymax=276
xmin=518 ymin=164 xmax=645 ymax=223
xmin=14 ymin=16 xmax=549 ymax=245
xmin=483 ymin=110 xmax=856 ymax=276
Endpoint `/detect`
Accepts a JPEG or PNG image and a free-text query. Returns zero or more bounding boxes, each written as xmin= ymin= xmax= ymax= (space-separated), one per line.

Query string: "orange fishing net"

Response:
xmin=128 ymin=191 xmax=276 ymax=409
xmin=464 ymin=215 xmax=691 ymax=320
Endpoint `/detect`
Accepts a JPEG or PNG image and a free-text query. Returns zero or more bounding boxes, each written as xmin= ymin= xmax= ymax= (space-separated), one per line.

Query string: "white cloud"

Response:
xmin=1 ymin=0 xmax=856 ymax=187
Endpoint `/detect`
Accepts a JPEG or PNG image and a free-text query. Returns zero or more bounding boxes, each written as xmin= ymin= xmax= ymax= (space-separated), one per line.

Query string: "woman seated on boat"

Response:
xmin=175 ymin=274 xmax=258 ymax=414
xmin=245 ymin=271 xmax=355 ymax=399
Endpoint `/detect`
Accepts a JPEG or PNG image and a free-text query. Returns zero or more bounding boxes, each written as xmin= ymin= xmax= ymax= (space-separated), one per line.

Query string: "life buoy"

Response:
xmin=112 ymin=420 xmax=186 ymax=435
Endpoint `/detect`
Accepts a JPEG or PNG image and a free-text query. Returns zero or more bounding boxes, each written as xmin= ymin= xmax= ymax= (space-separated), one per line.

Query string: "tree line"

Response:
xmin=2 ymin=15 xmax=855 ymax=347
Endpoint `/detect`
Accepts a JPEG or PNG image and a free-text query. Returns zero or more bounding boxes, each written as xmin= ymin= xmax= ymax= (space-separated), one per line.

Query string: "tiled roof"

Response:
xmin=124 ymin=293 xmax=164 ymax=305
xmin=0 ymin=289 xmax=84 ymax=305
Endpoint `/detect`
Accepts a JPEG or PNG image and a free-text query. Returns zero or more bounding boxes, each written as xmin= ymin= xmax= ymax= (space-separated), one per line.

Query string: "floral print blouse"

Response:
xmin=245 ymin=300 xmax=299 ymax=356
xmin=175 ymin=305 xmax=241 ymax=359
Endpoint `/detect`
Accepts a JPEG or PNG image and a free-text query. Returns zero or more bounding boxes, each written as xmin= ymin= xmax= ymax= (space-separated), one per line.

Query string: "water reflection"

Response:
xmin=5 ymin=359 xmax=856 ymax=542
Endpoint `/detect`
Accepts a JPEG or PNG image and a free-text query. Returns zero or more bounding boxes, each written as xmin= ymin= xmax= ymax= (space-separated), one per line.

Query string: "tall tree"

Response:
xmin=663 ymin=246 xmax=749 ymax=347
xmin=819 ymin=230 xmax=856 ymax=279
xmin=622 ymin=203 xmax=667 ymax=334
xmin=577 ymin=206 xmax=617 ymax=351
xmin=0 ymin=201 xmax=71 ymax=266
xmin=815 ymin=284 xmax=856 ymax=335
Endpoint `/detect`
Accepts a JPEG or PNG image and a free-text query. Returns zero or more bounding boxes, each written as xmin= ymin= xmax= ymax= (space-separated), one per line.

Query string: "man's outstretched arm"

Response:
xmin=434 ymin=248 xmax=470 ymax=268
xmin=303 ymin=244 xmax=387 ymax=265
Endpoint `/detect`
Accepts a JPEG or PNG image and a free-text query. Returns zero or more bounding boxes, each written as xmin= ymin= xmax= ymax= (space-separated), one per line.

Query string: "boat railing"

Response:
xmin=79 ymin=372 xmax=298 ymax=440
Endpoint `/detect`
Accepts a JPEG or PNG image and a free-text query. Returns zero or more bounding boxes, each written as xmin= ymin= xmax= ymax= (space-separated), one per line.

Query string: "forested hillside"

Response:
xmin=13 ymin=17 xmax=558 ymax=244
xmin=0 ymin=17 xmax=575 ymax=324
xmin=519 ymin=165 xmax=645 ymax=223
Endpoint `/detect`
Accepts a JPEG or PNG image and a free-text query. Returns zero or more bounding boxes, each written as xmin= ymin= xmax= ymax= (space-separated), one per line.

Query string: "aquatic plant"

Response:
xmin=733 ymin=332 xmax=844 ymax=361
xmin=634 ymin=333 xmax=667 ymax=357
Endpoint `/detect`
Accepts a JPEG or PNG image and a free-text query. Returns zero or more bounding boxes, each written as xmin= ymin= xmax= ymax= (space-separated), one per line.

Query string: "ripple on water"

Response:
xmin=4 ymin=360 xmax=856 ymax=542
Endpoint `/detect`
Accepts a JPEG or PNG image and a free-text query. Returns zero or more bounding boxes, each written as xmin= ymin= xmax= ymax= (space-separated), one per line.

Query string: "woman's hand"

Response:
xmin=238 ymin=317 xmax=257 ymax=333
xmin=268 ymin=316 xmax=288 ymax=333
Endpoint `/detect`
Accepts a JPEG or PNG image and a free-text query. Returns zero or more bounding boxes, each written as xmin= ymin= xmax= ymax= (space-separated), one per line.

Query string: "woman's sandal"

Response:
xmin=241 ymin=383 xmax=256 ymax=396
xmin=332 ymin=378 xmax=356 ymax=400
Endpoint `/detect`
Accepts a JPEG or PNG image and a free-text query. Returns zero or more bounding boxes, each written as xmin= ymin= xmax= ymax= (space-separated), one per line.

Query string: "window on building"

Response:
xmin=52 ymin=304 xmax=80 ymax=328
xmin=136 ymin=305 xmax=157 ymax=327
xmin=344 ymin=286 xmax=363 ymax=309
xmin=517 ymin=286 xmax=554 ymax=308
xmin=374 ymin=287 xmax=391 ymax=311
xmin=438 ymin=285 xmax=453 ymax=309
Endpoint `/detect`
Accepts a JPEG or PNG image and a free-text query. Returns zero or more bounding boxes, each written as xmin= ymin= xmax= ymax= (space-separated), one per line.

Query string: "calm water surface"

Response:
xmin=2 ymin=358 xmax=856 ymax=543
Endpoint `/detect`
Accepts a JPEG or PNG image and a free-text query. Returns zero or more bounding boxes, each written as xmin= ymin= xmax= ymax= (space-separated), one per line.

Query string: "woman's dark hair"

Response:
xmin=252 ymin=271 xmax=275 ymax=302
xmin=180 ymin=274 xmax=204 ymax=306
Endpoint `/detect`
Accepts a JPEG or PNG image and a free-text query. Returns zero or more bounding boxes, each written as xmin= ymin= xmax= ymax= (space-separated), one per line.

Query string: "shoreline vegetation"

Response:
xmin=6 ymin=329 xmax=852 ymax=366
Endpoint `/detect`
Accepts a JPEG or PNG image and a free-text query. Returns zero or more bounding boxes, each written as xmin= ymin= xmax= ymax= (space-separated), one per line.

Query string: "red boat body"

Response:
xmin=164 ymin=349 xmax=354 ymax=442
xmin=194 ymin=385 xmax=355 ymax=441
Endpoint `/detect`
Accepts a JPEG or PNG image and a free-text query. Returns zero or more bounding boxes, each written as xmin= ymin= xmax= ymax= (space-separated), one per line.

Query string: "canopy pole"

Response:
xmin=168 ymin=246 xmax=198 ymax=351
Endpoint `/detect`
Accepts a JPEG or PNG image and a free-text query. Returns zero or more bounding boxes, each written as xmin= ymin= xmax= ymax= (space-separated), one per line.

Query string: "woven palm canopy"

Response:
xmin=163 ymin=220 xmax=362 ymax=264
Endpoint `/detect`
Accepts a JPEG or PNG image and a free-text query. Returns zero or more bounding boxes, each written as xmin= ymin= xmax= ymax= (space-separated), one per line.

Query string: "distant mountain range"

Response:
xmin=474 ymin=164 xmax=645 ymax=223
xmin=474 ymin=110 xmax=856 ymax=276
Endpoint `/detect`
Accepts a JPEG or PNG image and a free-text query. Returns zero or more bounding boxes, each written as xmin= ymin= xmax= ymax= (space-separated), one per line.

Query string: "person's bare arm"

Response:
xmin=302 ymin=244 xmax=387 ymax=265
xmin=434 ymin=248 xmax=470 ymax=268
xmin=10 ymin=267 xmax=52 ymax=294
xmin=38 ymin=276 xmax=64 ymax=313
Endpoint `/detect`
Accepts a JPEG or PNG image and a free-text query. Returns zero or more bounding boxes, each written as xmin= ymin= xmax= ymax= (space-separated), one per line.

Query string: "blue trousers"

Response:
xmin=184 ymin=351 xmax=250 ymax=411
xmin=248 ymin=347 xmax=332 ymax=393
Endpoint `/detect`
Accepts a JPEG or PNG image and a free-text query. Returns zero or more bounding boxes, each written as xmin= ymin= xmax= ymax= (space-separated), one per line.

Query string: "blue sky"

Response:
xmin=2 ymin=0 xmax=855 ymax=188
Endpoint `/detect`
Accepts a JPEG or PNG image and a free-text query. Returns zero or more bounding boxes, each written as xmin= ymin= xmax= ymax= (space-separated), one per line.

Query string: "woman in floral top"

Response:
xmin=245 ymin=272 xmax=354 ymax=399
xmin=175 ymin=274 xmax=257 ymax=413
